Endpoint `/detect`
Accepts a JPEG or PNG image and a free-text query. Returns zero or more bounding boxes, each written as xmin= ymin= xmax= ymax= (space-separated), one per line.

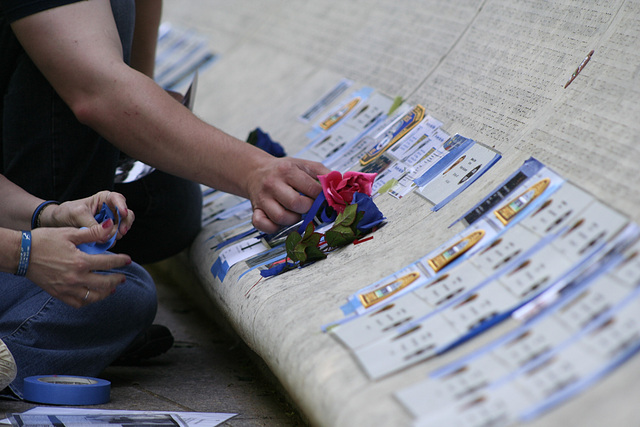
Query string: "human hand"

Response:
xmin=40 ymin=191 xmax=134 ymax=244
xmin=247 ymin=157 xmax=331 ymax=233
xmin=28 ymin=223 xmax=132 ymax=308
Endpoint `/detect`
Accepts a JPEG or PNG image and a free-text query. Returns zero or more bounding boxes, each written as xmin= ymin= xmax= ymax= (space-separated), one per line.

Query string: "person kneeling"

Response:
xmin=0 ymin=175 xmax=164 ymax=399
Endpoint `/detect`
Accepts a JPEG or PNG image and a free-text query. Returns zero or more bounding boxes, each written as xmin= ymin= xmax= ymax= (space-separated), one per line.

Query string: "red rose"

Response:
xmin=318 ymin=171 xmax=377 ymax=213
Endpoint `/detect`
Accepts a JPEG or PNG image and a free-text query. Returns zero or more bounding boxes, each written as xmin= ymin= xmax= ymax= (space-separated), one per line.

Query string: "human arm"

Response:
xmin=130 ymin=0 xmax=162 ymax=78
xmin=9 ymin=0 xmax=330 ymax=234
xmin=0 ymin=175 xmax=134 ymax=237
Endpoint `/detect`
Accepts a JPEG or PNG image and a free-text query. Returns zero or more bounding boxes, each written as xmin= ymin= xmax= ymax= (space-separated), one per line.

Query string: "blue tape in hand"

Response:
xmin=23 ymin=375 xmax=111 ymax=405
xmin=77 ymin=203 xmax=120 ymax=254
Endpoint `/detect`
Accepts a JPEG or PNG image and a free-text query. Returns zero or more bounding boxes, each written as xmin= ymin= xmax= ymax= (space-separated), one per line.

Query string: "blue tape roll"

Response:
xmin=23 ymin=375 xmax=111 ymax=405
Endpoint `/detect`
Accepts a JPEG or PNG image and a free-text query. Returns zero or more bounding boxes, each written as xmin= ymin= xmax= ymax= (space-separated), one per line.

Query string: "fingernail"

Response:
xmin=121 ymin=277 xmax=126 ymax=283
xmin=102 ymin=218 xmax=113 ymax=229
xmin=111 ymin=288 xmax=117 ymax=294
xmin=126 ymin=259 xmax=132 ymax=265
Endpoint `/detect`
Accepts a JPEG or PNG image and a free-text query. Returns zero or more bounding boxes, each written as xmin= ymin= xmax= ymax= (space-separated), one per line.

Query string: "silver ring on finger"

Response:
xmin=83 ymin=288 xmax=91 ymax=302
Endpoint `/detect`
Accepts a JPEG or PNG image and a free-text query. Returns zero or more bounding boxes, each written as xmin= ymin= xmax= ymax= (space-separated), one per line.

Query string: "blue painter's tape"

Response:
xmin=211 ymin=257 xmax=230 ymax=282
xmin=77 ymin=203 xmax=120 ymax=254
xmin=23 ymin=375 xmax=110 ymax=405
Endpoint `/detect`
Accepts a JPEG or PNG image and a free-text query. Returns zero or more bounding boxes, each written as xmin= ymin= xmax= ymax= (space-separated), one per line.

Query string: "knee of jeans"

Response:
xmin=116 ymin=262 xmax=158 ymax=327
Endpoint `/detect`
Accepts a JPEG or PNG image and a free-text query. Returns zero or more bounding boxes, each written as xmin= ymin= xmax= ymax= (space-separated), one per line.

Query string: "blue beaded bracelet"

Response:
xmin=16 ymin=231 xmax=32 ymax=277
xmin=31 ymin=200 xmax=59 ymax=229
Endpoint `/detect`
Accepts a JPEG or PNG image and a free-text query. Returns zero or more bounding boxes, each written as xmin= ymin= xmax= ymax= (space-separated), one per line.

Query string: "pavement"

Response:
xmin=0 ymin=254 xmax=306 ymax=426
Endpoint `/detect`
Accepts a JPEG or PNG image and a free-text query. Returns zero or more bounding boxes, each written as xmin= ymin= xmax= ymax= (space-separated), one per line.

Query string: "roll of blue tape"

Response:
xmin=23 ymin=375 xmax=111 ymax=405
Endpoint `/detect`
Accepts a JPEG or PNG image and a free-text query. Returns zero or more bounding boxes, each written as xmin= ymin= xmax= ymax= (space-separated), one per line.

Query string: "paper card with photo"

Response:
xmin=412 ymin=261 xmax=488 ymax=309
xmin=207 ymin=220 xmax=256 ymax=251
xmin=468 ymin=223 xmax=541 ymax=277
xmin=608 ymin=237 xmax=640 ymax=287
xmin=345 ymin=91 xmax=395 ymax=134
xmin=496 ymin=243 xmax=572 ymax=300
xmin=298 ymin=78 xmax=353 ymax=123
xmin=370 ymin=161 xmax=407 ymax=196
xmin=452 ymin=158 xmax=563 ymax=229
xmin=154 ymin=23 xmax=216 ymax=91
xmin=577 ymin=290 xmax=640 ymax=360
xmin=412 ymin=382 xmax=534 ymax=427
xmin=356 ymin=153 xmax=394 ymax=175
xmin=485 ymin=171 xmax=565 ymax=232
xmin=210 ymin=235 xmax=269 ymax=282
xmin=245 ymin=244 xmax=287 ymax=269
xmin=518 ymin=289 xmax=640 ymax=422
xmin=550 ymin=200 xmax=630 ymax=264
xmin=388 ymin=131 xmax=451 ymax=199
xmin=518 ymin=181 xmax=595 ymax=238
xmin=395 ymin=355 xmax=510 ymax=419
xmin=552 ymin=273 xmax=632 ymax=333
xmin=329 ymin=292 xmax=431 ymax=350
xmin=403 ymin=128 xmax=451 ymax=167
xmin=359 ymin=104 xmax=426 ymax=167
xmin=338 ymin=263 xmax=429 ymax=317
xmin=442 ymin=283 xmax=520 ymax=334
xmin=353 ymin=314 xmax=460 ymax=379
xmin=416 ymin=141 xmax=502 ymax=211
xmin=306 ymin=86 xmax=375 ymax=140
xmin=201 ymin=194 xmax=249 ymax=226
xmin=418 ymin=219 xmax=499 ymax=277
xmin=301 ymin=125 xmax=363 ymax=162
xmin=324 ymin=103 xmax=412 ymax=171
xmin=388 ymin=115 xmax=443 ymax=161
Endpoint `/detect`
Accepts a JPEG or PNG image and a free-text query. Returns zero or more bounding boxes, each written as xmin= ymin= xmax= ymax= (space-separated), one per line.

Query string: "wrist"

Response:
xmin=31 ymin=201 xmax=60 ymax=229
xmin=15 ymin=230 xmax=32 ymax=276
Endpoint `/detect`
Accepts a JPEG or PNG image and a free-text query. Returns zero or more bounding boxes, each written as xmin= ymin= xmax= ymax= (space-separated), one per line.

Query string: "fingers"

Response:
xmin=94 ymin=191 xmax=134 ymax=238
xmin=74 ymin=271 xmax=126 ymax=307
xmin=73 ymin=220 xmax=118 ymax=246
xmin=249 ymin=158 xmax=331 ymax=232
xmin=252 ymin=208 xmax=284 ymax=234
xmin=70 ymin=254 xmax=130 ymax=307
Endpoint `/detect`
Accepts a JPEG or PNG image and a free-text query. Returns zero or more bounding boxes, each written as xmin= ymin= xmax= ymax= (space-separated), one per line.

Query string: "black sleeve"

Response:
xmin=0 ymin=0 xmax=83 ymax=23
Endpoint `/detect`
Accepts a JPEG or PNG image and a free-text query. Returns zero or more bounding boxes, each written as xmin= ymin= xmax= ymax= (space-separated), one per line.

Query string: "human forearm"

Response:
xmin=73 ymin=65 xmax=267 ymax=197
xmin=131 ymin=0 xmax=162 ymax=78
xmin=75 ymin=67 xmax=330 ymax=230
xmin=0 ymin=228 xmax=22 ymax=274
xmin=0 ymin=175 xmax=43 ymax=230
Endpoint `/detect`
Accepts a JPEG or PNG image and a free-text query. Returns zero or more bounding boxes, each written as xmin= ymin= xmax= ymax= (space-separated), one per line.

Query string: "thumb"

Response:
xmin=74 ymin=219 xmax=116 ymax=245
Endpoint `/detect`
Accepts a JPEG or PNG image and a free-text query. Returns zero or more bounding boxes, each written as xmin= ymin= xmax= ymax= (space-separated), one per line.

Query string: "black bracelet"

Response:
xmin=31 ymin=201 xmax=60 ymax=229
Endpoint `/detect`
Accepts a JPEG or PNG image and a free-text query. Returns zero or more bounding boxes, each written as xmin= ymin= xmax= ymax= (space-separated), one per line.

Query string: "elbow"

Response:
xmin=68 ymin=96 xmax=101 ymax=128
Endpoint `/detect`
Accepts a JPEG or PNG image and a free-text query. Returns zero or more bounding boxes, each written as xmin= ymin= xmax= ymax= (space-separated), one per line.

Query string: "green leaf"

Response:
xmin=336 ymin=204 xmax=358 ymax=227
xmin=300 ymin=222 xmax=317 ymax=243
xmin=285 ymin=231 xmax=303 ymax=262
xmin=325 ymin=226 xmax=356 ymax=247
xmin=304 ymin=231 xmax=322 ymax=248
xmin=304 ymin=245 xmax=327 ymax=263
xmin=353 ymin=211 xmax=366 ymax=235
xmin=292 ymin=242 xmax=308 ymax=263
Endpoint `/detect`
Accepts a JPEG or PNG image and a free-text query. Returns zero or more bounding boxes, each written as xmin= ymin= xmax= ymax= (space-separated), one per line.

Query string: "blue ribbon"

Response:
xmin=296 ymin=192 xmax=336 ymax=235
xmin=77 ymin=203 xmax=119 ymax=255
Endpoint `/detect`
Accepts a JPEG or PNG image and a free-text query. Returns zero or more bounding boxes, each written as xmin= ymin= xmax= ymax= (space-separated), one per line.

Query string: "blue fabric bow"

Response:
xmin=246 ymin=128 xmax=286 ymax=158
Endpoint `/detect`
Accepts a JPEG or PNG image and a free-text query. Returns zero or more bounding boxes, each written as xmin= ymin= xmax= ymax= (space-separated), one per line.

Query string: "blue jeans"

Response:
xmin=1 ymin=0 xmax=203 ymax=264
xmin=0 ymin=262 xmax=157 ymax=398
